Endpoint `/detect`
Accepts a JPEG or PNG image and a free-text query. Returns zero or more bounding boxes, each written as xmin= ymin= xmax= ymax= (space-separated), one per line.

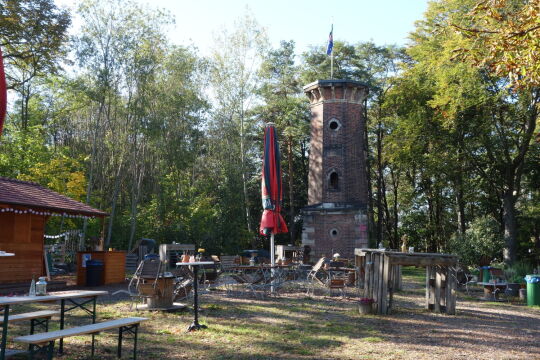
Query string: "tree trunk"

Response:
xmin=502 ymin=190 xmax=517 ymax=264
xmin=105 ymin=162 xmax=124 ymax=248
xmin=287 ymin=136 xmax=295 ymax=244
xmin=239 ymin=107 xmax=252 ymax=233
xmin=391 ymin=168 xmax=399 ymax=249
xmin=82 ymin=103 xmax=104 ymax=242
xmin=128 ymin=158 xmax=144 ymax=252
xmin=455 ymin=140 xmax=466 ymax=235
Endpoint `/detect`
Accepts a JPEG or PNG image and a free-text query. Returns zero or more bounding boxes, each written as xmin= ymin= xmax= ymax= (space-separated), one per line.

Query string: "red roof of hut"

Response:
xmin=0 ymin=177 xmax=107 ymax=217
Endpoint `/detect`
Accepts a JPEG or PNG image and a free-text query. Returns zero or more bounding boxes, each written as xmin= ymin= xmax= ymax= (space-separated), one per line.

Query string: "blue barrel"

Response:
xmin=86 ymin=260 xmax=104 ymax=287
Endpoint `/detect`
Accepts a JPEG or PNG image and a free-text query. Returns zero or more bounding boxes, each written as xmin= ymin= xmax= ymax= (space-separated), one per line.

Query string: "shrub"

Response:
xmin=448 ymin=216 xmax=504 ymax=267
xmin=504 ymin=261 xmax=534 ymax=283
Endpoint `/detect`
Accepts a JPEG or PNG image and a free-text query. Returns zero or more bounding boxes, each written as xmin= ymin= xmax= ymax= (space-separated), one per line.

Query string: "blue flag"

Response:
xmin=326 ymin=25 xmax=333 ymax=56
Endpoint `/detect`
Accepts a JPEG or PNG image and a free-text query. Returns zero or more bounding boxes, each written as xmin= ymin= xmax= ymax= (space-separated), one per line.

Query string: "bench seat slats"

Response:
xmin=14 ymin=317 xmax=148 ymax=345
xmin=4 ymin=348 xmax=27 ymax=357
xmin=0 ymin=310 xmax=59 ymax=324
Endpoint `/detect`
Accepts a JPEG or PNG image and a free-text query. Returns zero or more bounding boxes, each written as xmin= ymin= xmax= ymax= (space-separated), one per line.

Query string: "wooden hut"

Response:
xmin=0 ymin=177 xmax=107 ymax=284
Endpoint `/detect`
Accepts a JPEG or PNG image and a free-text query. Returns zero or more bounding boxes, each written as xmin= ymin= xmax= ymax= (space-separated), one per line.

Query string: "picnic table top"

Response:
xmin=326 ymin=267 xmax=357 ymax=272
xmin=477 ymin=282 xmax=508 ymax=286
xmin=354 ymin=248 xmax=458 ymax=267
xmin=0 ymin=290 xmax=108 ymax=306
xmin=175 ymin=261 xmax=215 ymax=266
xmin=230 ymin=264 xmax=293 ymax=270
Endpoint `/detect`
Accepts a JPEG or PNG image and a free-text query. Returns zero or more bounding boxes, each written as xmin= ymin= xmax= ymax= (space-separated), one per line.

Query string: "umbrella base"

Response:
xmin=187 ymin=321 xmax=207 ymax=332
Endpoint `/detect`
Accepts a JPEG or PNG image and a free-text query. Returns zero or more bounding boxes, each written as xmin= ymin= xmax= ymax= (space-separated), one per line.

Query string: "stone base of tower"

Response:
xmin=301 ymin=203 xmax=368 ymax=260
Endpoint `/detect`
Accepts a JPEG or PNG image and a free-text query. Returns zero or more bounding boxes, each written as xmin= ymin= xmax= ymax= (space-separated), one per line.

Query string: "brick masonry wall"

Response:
xmin=302 ymin=209 xmax=368 ymax=259
xmin=308 ymin=105 xmax=323 ymax=205
xmin=302 ymin=80 xmax=370 ymax=259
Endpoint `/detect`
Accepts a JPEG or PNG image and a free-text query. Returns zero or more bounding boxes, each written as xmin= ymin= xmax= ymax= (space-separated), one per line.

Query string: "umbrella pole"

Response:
xmin=271 ymin=233 xmax=275 ymax=293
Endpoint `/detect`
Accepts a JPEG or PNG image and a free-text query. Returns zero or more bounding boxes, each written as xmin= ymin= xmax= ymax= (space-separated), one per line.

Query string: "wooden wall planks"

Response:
xmin=0 ymin=212 xmax=46 ymax=283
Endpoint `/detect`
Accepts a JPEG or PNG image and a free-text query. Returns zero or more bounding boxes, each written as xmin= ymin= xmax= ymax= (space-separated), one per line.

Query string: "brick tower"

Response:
xmin=301 ymin=79 xmax=369 ymax=259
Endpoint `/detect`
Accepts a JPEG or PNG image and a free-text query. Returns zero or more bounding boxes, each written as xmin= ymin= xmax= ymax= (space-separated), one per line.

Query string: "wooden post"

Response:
xmin=425 ymin=266 xmax=432 ymax=309
xmin=388 ymin=262 xmax=394 ymax=313
xmin=364 ymin=253 xmax=372 ymax=299
xmin=446 ymin=266 xmax=456 ymax=315
xmin=381 ymin=255 xmax=390 ymax=314
xmin=434 ymin=266 xmax=442 ymax=313
xmin=377 ymin=254 xmax=385 ymax=314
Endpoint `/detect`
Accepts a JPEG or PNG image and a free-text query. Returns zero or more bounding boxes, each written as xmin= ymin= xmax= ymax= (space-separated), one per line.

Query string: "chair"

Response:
xmin=128 ymin=257 xmax=163 ymax=309
xmin=306 ymin=257 xmax=328 ymax=295
xmin=489 ymin=268 xmax=508 ymax=301
xmin=454 ymin=266 xmax=477 ymax=295
xmin=173 ymin=278 xmax=193 ymax=301
xmin=250 ymin=272 xmax=286 ymax=298
xmin=328 ymin=279 xmax=346 ymax=297
xmin=229 ymin=273 xmax=256 ymax=297
xmin=219 ymin=255 xmax=238 ymax=273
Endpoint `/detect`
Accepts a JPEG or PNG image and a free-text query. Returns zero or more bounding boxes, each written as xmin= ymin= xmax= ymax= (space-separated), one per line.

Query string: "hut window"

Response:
xmin=329 ymin=171 xmax=339 ymax=190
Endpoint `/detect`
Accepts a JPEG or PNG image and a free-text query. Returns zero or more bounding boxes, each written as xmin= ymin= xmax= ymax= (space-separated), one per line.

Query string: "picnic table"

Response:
xmin=477 ymin=282 xmax=508 ymax=300
xmin=0 ymin=290 xmax=107 ymax=359
xmin=355 ymin=249 xmax=457 ymax=315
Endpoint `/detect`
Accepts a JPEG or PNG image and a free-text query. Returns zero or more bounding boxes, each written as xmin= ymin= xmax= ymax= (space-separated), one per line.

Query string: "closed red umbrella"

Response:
xmin=0 ymin=47 xmax=6 ymax=136
xmin=260 ymin=123 xmax=287 ymax=281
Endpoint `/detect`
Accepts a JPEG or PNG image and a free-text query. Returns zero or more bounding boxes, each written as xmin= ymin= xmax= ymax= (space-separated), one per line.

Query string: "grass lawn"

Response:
xmin=5 ymin=269 xmax=540 ymax=359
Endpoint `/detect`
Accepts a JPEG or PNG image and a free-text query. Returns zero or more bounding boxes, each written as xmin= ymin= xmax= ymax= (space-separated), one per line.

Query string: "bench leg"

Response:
xmin=30 ymin=317 xmax=50 ymax=335
xmin=133 ymin=325 xmax=138 ymax=360
xmin=29 ymin=341 xmax=55 ymax=360
xmin=91 ymin=334 xmax=95 ymax=358
xmin=91 ymin=297 xmax=97 ymax=358
xmin=59 ymin=299 xmax=65 ymax=355
xmin=46 ymin=341 xmax=55 ymax=360
xmin=117 ymin=324 xmax=139 ymax=360
xmin=29 ymin=318 xmax=51 ymax=351
xmin=1 ymin=304 xmax=9 ymax=360
xmin=117 ymin=328 xmax=122 ymax=358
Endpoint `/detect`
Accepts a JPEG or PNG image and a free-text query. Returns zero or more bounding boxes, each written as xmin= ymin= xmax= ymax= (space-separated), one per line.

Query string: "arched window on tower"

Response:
xmin=329 ymin=171 xmax=339 ymax=190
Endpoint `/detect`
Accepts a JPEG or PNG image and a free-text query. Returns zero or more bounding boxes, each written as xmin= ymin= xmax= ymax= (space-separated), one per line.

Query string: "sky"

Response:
xmin=55 ymin=0 xmax=430 ymax=55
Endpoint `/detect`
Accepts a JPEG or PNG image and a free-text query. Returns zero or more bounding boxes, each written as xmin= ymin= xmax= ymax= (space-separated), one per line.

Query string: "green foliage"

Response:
xmin=447 ymin=216 xmax=504 ymax=267
xmin=0 ymin=0 xmax=538 ymax=264
xmin=504 ymin=261 xmax=534 ymax=284
xmin=0 ymin=0 xmax=71 ymax=129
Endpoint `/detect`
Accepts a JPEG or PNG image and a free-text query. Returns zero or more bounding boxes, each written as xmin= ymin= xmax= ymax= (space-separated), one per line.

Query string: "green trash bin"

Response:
xmin=481 ymin=266 xmax=491 ymax=283
xmin=524 ymin=275 xmax=540 ymax=306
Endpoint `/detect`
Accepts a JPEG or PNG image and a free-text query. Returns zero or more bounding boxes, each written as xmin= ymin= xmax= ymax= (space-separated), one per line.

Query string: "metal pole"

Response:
xmin=1 ymin=305 xmax=10 ymax=360
xmin=331 ymin=52 xmax=334 ymax=79
xmin=271 ymin=233 xmax=275 ymax=293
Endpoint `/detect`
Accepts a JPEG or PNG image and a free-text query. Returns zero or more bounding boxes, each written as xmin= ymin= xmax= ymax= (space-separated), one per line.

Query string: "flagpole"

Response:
xmin=331 ymin=51 xmax=334 ymax=79
xmin=329 ymin=22 xmax=334 ymax=79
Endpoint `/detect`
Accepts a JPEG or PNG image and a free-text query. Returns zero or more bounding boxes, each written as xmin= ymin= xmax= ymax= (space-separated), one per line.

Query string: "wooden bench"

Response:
xmin=0 ymin=310 xmax=59 ymax=334
xmin=0 ymin=310 xmax=59 ymax=358
xmin=14 ymin=317 xmax=148 ymax=360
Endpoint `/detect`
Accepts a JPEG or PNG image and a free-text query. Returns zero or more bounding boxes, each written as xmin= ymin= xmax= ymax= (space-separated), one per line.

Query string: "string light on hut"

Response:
xmin=0 ymin=207 xmax=96 ymax=219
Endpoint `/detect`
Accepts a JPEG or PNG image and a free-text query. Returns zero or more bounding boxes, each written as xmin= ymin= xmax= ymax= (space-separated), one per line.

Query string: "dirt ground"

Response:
xmin=6 ymin=272 xmax=540 ymax=360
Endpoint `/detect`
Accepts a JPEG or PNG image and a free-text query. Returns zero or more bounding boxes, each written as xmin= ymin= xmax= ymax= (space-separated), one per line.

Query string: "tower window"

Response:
xmin=329 ymin=171 xmax=339 ymax=190
xmin=330 ymin=228 xmax=339 ymax=237
xmin=328 ymin=118 xmax=341 ymax=130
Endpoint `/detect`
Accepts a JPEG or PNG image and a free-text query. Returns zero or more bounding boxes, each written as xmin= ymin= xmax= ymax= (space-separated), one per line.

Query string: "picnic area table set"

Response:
xmin=0 ymin=290 xmax=147 ymax=359
xmin=0 ymin=246 xmax=536 ymax=359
